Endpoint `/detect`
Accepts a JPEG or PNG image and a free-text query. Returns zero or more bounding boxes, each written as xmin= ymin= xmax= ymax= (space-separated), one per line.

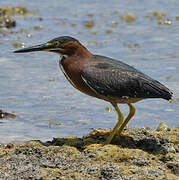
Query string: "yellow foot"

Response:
xmin=93 ymin=129 xmax=110 ymax=135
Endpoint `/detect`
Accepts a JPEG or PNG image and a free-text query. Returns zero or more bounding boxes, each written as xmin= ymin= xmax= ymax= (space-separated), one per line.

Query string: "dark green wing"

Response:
xmin=81 ymin=55 xmax=172 ymax=100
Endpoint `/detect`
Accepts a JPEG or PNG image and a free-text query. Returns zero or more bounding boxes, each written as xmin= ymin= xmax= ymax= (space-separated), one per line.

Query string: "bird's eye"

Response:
xmin=53 ymin=41 xmax=60 ymax=46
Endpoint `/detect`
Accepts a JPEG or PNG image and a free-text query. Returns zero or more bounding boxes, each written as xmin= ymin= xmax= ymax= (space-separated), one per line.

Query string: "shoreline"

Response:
xmin=0 ymin=123 xmax=178 ymax=179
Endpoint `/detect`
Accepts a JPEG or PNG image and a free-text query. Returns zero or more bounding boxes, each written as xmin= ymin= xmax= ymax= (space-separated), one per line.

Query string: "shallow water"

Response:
xmin=0 ymin=0 xmax=178 ymax=142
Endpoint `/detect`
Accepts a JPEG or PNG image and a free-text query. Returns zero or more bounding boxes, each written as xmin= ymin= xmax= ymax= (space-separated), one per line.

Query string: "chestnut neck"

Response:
xmin=63 ymin=41 xmax=92 ymax=58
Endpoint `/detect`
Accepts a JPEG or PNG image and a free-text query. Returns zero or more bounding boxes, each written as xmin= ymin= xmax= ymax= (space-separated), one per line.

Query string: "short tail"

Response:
xmin=149 ymin=80 xmax=173 ymax=101
xmin=161 ymin=88 xmax=173 ymax=101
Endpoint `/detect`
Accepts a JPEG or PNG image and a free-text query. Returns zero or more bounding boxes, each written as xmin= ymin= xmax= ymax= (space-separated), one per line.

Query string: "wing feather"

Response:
xmin=81 ymin=56 xmax=172 ymax=100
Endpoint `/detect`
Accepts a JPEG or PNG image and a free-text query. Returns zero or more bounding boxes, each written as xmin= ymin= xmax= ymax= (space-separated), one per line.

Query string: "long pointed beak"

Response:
xmin=13 ymin=43 xmax=52 ymax=53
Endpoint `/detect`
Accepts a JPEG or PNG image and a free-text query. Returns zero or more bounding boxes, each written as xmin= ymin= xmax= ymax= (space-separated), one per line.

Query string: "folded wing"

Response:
xmin=81 ymin=55 xmax=172 ymax=101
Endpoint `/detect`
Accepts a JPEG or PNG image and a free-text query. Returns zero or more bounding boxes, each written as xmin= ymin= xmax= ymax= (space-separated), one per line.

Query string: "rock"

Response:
xmin=156 ymin=122 xmax=169 ymax=132
xmin=0 ymin=125 xmax=178 ymax=179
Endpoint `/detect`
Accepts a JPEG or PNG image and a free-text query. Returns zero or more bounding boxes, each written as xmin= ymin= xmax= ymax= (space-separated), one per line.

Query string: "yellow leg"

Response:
xmin=105 ymin=103 xmax=124 ymax=145
xmin=117 ymin=103 xmax=136 ymax=135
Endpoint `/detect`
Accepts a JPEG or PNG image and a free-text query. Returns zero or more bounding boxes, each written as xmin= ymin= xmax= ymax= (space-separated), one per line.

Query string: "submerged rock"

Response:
xmin=0 ymin=9 xmax=16 ymax=28
xmin=0 ymin=6 xmax=36 ymax=29
xmin=0 ymin=109 xmax=16 ymax=119
xmin=0 ymin=125 xmax=178 ymax=179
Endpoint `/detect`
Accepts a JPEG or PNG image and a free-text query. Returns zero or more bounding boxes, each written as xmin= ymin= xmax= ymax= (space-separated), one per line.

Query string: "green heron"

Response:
xmin=14 ymin=36 xmax=173 ymax=145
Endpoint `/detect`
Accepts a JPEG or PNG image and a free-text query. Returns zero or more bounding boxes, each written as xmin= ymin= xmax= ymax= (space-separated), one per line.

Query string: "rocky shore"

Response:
xmin=0 ymin=123 xmax=178 ymax=179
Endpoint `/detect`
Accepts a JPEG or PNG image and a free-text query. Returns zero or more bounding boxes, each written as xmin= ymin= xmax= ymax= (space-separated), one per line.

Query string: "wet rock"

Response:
xmin=0 ymin=6 xmax=34 ymax=17
xmin=0 ymin=15 xmax=16 ymax=28
xmin=0 ymin=109 xmax=16 ymax=119
xmin=0 ymin=6 xmax=36 ymax=29
xmin=157 ymin=122 xmax=169 ymax=132
xmin=0 ymin=9 xmax=16 ymax=28
xmin=119 ymin=13 xmax=136 ymax=23
xmin=0 ymin=125 xmax=178 ymax=179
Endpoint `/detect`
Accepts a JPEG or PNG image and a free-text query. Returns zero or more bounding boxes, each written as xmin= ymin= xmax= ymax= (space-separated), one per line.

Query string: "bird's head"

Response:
xmin=14 ymin=36 xmax=91 ymax=57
